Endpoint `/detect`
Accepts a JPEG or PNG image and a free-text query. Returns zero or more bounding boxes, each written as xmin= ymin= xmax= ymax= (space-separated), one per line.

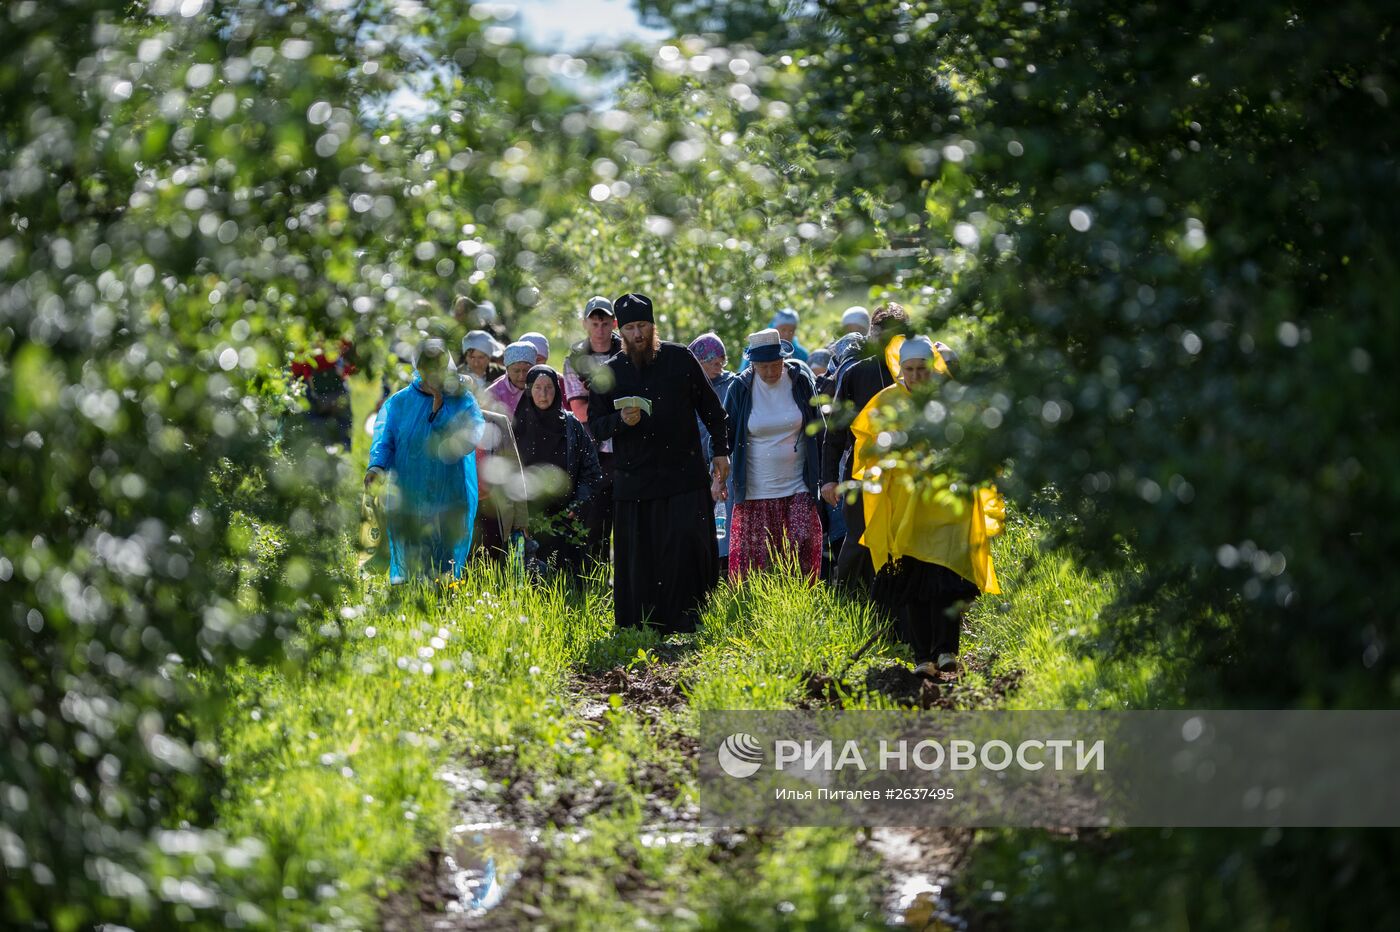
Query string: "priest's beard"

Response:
xmin=625 ymin=333 xmax=660 ymax=368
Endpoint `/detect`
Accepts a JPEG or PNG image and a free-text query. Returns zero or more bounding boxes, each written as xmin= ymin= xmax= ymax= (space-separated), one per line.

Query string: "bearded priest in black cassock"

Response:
xmin=588 ymin=293 xmax=731 ymax=633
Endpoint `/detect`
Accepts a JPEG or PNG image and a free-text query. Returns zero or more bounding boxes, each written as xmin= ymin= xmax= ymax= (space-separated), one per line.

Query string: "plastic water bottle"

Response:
xmin=510 ymin=529 xmax=526 ymax=582
xmin=714 ymin=501 xmax=727 ymax=540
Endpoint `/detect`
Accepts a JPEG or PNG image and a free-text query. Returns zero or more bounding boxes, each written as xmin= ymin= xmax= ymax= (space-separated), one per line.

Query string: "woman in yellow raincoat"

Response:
xmin=849 ymin=336 xmax=1005 ymax=676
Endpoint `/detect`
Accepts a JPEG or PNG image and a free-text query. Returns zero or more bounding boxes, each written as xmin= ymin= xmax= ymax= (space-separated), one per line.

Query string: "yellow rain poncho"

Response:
xmin=850 ymin=381 xmax=1005 ymax=594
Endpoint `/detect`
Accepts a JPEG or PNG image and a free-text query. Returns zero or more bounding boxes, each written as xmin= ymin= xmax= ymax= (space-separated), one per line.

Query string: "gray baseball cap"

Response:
xmin=583 ymin=295 xmax=614 ymax=319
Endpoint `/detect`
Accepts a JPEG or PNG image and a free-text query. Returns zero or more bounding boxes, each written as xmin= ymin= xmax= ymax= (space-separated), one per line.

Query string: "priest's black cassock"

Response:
xmin=588 ymin=302 xmax=729 ymax=633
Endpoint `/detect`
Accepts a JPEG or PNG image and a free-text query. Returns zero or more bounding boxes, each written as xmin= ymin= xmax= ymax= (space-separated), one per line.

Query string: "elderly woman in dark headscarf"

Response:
xmin=512 ymin=365 xmax=603 ymax=584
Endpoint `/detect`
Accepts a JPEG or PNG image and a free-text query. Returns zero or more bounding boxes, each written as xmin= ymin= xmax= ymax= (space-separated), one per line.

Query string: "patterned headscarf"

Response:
xmin=688 ymin=332 xmax=727 ymax=362
xmin=829 ymin=332 xmax=865 ymax=366
xmin=503 ymin=341 xmax=537 ymax=368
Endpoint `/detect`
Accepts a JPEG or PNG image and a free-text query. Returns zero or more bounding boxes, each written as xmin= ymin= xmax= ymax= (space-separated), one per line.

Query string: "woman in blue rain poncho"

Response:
xmin=365 ymin=339 xmax=485 ymax=583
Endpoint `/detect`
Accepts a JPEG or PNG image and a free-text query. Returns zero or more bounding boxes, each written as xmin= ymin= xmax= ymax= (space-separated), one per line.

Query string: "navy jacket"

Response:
xmin=699 ymin=369 xmax=741 ymax=465
xmin=722 ymin=361 xmax=823 ymax=506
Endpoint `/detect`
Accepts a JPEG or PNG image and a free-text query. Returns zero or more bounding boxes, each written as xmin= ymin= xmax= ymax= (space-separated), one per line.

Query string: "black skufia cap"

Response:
xmin=613 ymin=293 xmax=654 ymax=326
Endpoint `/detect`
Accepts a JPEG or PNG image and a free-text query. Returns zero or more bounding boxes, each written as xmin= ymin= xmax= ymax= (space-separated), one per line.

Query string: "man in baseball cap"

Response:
xmin=583 ymin=295 xmax=614 ymax=319
xmin=563 ymin=295 xmax=623 ymax=568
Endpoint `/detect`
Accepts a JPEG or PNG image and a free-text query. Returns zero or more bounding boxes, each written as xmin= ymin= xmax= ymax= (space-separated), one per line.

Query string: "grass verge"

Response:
xmin=210 ymin=491 xmax=1173 ymax=927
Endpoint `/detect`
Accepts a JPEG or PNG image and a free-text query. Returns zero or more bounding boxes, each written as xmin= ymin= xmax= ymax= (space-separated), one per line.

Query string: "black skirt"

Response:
xmin=871 ymin=557 xmax=980 ymax=662
xmin=871 ymin=556 xmax=979 ymax=611
xmin=613 ymin=487 xmax=719 ymax=633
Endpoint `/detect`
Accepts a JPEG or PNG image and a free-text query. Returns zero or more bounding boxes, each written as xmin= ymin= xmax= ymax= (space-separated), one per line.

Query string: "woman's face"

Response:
xmin=507 ymin=361 xmax=532 ymax=389
xmin=699 ymin=355 xmax=726 ymax=381
xmin=900 ymin=358 xmax=932 ymax=386
xmin=531 ymin=375 xmax=556 ymax=410
xmin=465 ymin=349 xmax=488 ymax=376
xmin=754 ymin=359 xmax=784 ymax=385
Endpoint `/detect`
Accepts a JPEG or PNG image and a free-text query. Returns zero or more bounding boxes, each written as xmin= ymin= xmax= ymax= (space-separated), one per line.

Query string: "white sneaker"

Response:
xmin=936 ymin=653 xmax=958 ymax=673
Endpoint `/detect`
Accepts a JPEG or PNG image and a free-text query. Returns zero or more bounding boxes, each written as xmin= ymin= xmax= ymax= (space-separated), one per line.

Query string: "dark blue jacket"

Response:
xmin=699 ymin=369 xmax=741 ymax=465
xmin=722 ymin=361 xmax=822 ymax=506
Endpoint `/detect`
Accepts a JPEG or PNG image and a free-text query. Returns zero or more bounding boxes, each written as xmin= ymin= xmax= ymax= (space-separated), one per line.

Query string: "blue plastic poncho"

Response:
xmin=368 ymin=370 xmax=484 ymax=582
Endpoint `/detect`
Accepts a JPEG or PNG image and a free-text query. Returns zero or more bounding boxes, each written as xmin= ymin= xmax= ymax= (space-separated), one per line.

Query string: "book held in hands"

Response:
xmin=613 ymin=396 xmax=653 ymax=415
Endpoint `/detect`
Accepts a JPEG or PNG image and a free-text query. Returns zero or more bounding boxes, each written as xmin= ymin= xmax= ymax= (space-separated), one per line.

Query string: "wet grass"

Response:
xmin=210 ymin=556 xmax=903 ymax=928
xmin=214 ymin=567 xmax=611 ymax=926
xmin=214 ymin=385 xmax=1169 ymax=928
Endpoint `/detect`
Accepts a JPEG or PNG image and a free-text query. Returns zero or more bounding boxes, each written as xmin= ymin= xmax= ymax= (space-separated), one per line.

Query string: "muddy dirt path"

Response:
xmin=384 ymin=642 xmax=1019 ymax=930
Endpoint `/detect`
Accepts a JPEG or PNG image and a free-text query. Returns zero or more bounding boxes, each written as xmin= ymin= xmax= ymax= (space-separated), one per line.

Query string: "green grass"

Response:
xmin=213 ymin=370 xmax=1180 ymax=927
xmin=213 ymin=566 xmax=610 ymax=925
xmin=962 ymin=512 xmax=1187 ymax=711
xmin=684 ymin=557 xmax=888 ymax=710
xmin=211 ymin=557 xmax=906 ymax=928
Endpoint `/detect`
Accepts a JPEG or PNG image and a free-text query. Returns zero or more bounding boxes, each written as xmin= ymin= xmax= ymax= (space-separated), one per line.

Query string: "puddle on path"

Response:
xmin=868 ymin=827 xmax=971 ymax=930
xmin=636 ymin=827 xmax=715 ymax=849
xmin=577 ymin=698 xmax=611 ymax=721
xmin=394 ymin=645 xmax=987 ymax=928
xmin=438 ymin=822 xmax=529 ymax=920
xmin=379 ymin=770 xmax=534 ymax=929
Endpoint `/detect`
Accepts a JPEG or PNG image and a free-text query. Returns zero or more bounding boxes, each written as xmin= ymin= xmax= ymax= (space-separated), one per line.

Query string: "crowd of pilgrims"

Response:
xmin=298 ymin=292 xmax=1003 ymax=678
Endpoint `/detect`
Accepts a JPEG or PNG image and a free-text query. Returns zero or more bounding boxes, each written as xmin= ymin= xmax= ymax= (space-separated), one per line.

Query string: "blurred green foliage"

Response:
xmin=5 ymin=0 xmax=1399 ymax=927
xmin=541 ymin=41 xmax=847 ymax=351
xmin=748 ymin=0 xmax=1400 ymax=706
xmin=0 ymin=0 xmax=590 ymax=925
xmin=691 ymin=1 xmax=1397 ymax=927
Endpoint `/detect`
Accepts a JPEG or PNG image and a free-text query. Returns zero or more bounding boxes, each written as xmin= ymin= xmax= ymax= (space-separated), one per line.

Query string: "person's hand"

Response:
xmin=364 ymin=468 xmax=385 ymax=490
xmin=820 ymin=481 xmax=839 ymax=507
xmin=620 ymin=405 xmax=642 ymax=427
xmin=711 ymin=476 xmax=727 ymax=502
xmin=711 ymin=455 xmax=730 ymax=486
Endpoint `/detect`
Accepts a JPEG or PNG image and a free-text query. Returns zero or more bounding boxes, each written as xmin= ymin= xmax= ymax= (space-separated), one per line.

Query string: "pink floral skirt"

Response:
xmin=728 ymin=492 xmax=823 ymax=582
